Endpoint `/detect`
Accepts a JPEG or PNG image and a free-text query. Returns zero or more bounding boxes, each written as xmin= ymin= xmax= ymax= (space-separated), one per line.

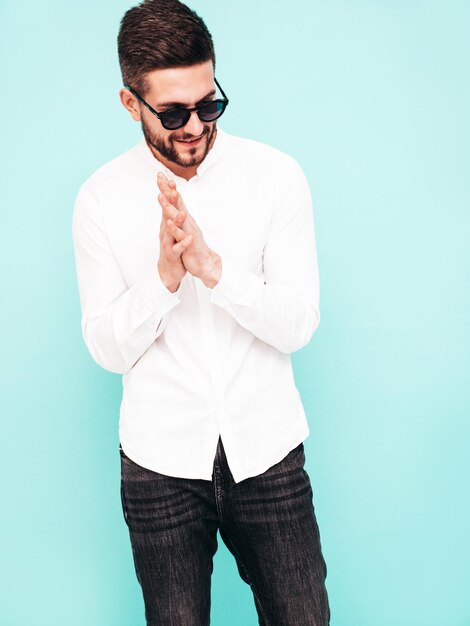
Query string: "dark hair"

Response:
xmin=117 ymin=0 xmax=216 ymax=97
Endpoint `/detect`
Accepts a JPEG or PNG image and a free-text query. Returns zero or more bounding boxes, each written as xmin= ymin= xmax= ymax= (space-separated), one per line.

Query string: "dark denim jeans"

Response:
xmin=119 ymin=436 xmax=330 ymax=625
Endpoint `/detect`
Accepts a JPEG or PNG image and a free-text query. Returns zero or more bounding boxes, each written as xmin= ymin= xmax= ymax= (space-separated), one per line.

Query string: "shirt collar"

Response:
xmin=136 ymin=125 xmax=227 ymax=183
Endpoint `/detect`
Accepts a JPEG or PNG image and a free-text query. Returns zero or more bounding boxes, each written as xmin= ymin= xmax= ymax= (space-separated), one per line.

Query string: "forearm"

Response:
xmin=200 ymin=250 xmax=222 ymax=289
xmin=209 ymin=256 xmax=319 ymax=353
xmin=80 ymin=267 xmax=182 ymax=374
xmin=207 ymin=156 xmax=320 ymax=353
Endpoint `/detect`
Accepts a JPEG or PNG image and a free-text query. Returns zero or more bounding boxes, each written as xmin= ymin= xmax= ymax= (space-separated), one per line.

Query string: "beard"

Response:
xmin=140 ymin=116 xmax=217 ymax=169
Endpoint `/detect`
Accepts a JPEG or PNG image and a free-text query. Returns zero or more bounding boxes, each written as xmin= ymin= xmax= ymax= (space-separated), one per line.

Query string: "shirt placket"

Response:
xmin=181 ymin=184 xmax=226 ymax=412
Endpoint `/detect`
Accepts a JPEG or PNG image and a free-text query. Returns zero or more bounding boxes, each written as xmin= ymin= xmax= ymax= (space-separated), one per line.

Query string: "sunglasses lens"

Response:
xmin=160 ymin=100 xmax=227 ymax=129
xmin=161 ymin=110 xmax=189 ymax=130
xmin=199 ymin=100 xmax=227 ymax=122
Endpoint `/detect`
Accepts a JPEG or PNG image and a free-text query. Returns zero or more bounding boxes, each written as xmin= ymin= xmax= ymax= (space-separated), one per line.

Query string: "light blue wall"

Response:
xmin=1 ymin=1 xmax=469 ymax=624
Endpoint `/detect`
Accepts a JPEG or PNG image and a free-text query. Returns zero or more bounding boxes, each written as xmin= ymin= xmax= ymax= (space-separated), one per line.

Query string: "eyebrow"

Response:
xmin=157 ymin=89 xmax=216 ymax=108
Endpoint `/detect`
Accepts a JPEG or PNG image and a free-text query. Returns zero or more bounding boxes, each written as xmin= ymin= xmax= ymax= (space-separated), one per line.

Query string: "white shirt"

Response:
xmin=72 ymin=126 xmax=320 ymax=483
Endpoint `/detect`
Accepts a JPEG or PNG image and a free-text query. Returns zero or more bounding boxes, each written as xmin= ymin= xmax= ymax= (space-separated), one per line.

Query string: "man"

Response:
xmin=72 ymin=0 xmax=330 ymax=624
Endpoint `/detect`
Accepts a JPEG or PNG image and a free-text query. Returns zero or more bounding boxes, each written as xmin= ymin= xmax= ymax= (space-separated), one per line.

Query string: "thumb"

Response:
xmin=172 ymin=234 xmax=193 ymax=256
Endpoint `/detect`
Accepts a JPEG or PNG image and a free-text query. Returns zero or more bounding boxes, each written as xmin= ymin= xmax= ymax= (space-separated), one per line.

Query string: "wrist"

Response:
xmin=201 ymin=250 xmax=222 ymax=288
xmin=157 ymin=261 xmax=181 ymax=293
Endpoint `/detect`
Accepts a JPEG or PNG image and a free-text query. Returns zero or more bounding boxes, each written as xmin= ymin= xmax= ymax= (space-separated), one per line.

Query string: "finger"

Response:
xmin=160 ymin=201 xmax=178 ymax=241
xmin=172 ymin=234 xmax=193 ymax=256
xmin=167 ymin=181 xmax=184 ymax=208
xmin=172 ymin=187 xmax=185 ymax=212
xmin=157 ymin=172 xmax=175 ymax=196
xmin=157 ymin=174 xmax=178 ymax=206
xmin=160 ymin=216 xmax=175 ymax=248
xmin=157 ymin=171 xmax=170 ymax=190
xmin=165 ymin=185 xmax=180 ymax=208
xmin=159 ymin=174 xmax=185 ymax=211
xmin=157 ymin=173 xmax=187 ymax=218
xmin=167 ymin=218 xmax=186 ymax=241
xmin=174 ymin=208 xmax=186 ymax=226
xmin=158 ymin=179 xmax=177 ymax=204
xmin=157 ymin=174 xmax=168 ymax=197
xmin=158 ymin=192 xmax=178 ymax=220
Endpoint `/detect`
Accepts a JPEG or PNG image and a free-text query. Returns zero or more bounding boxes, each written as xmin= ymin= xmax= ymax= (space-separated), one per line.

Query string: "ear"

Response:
xmin=119 ymin=88 xmax=141 ymax=122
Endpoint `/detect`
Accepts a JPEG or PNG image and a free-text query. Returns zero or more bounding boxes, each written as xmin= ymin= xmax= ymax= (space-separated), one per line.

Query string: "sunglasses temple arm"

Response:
xmin=214 ymin=77 xmax=229 ymax=102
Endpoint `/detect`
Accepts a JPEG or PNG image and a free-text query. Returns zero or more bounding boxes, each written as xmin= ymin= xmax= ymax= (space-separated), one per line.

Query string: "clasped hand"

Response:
xmin=156 ymin=172 xmax=221 ymax=290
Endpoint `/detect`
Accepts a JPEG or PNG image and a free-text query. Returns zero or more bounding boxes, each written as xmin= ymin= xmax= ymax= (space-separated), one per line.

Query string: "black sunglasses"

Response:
xmin=124 ymin=77 xmax=229 ymax=130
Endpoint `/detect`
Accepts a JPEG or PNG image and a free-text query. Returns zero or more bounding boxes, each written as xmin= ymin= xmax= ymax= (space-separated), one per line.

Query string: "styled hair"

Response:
xmin=117 ymin=0 xmax=216 ymax=97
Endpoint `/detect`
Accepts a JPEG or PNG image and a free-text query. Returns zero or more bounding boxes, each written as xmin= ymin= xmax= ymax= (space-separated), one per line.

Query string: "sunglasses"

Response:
xmin=124 ymin=77 xmax=229 ymax=130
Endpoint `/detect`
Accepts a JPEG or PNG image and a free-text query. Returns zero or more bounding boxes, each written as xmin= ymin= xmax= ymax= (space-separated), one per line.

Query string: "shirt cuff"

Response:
xmin=210 ymin=256 xmax=259 ymax=307
xmin=140 ymin=265 xmax=183 ymax=313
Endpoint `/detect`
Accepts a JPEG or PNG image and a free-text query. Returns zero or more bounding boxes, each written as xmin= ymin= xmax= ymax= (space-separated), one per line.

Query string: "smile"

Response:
xmin=175 ymin=136 xmax=203 ymax=145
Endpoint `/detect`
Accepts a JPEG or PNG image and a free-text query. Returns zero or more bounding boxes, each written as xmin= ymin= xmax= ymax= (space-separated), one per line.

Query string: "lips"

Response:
xmin=175 ymin=135 xmax=203 ymax=144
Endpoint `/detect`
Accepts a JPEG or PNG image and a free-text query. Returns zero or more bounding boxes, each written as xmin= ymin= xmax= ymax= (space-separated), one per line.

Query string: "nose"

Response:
xmin=183 ymin=109 xmax=204 ymax=137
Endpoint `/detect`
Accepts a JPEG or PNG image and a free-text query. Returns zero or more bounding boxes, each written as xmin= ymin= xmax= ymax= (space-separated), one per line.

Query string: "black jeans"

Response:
xmin=119 ymin=436 xmax=330 ymax=625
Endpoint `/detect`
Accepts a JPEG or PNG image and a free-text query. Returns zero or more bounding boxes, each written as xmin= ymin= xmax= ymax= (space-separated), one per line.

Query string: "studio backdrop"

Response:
xmin=1 ymin=1 xmax=469 ymax=625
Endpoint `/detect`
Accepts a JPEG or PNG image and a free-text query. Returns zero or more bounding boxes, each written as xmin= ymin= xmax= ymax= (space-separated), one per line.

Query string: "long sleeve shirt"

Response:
xmin=71 ymin=126 xmax=320 ymax=483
